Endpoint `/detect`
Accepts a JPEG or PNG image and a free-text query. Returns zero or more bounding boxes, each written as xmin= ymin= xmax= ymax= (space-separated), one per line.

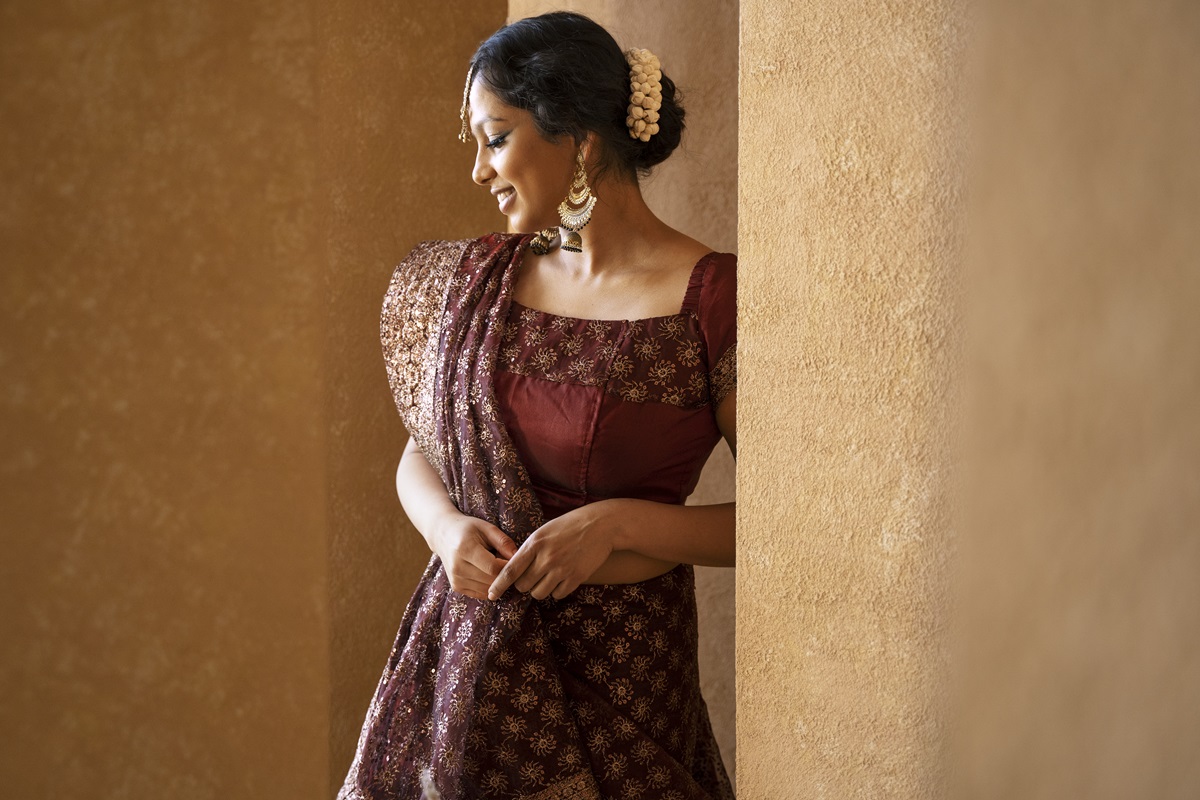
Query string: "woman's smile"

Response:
xmin=495 ymin=187 xmax=516 ymax=213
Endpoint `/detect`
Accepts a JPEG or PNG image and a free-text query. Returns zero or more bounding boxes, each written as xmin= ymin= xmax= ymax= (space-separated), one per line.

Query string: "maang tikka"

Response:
xmin=557 ymin=149 xmax=598 ymax=253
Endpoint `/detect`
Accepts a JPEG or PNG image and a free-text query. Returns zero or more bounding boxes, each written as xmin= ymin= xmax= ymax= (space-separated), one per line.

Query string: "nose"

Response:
xmin=472 ymin=146 xmax=494 ymax=187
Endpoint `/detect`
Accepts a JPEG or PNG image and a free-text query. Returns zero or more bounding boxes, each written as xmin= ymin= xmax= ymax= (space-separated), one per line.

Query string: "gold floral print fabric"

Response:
xmin=709 ymin=342 xmax=736 ymax=410
xmin=499 ymin=306 xmax=715 ymax=409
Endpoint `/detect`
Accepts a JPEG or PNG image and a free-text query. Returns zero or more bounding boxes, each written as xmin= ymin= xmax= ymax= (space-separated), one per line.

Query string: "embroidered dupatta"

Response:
xmin=338 ymin=232 xmax=597 ymax=799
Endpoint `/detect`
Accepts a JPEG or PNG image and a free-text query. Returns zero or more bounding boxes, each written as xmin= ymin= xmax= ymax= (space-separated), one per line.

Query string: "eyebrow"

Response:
xmin=471 ymin=114 xmax=508 ymax=132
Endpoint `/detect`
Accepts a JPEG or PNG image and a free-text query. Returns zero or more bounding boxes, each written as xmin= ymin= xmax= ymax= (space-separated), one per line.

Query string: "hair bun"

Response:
xmin=462 ymin=12 xmax=686 ymax=180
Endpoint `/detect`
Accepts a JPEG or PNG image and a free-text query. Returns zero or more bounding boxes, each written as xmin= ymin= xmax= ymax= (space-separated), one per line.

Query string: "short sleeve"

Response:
xmin=697 ymin=252 xmax=737 ymax=409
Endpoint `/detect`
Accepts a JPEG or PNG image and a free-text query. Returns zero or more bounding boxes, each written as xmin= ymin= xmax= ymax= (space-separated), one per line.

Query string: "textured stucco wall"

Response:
xmin=953 ymin=2 xmax=1200 ymax=797
xmin=0 ymin=2 xmax=505 ymax=797
xmin=738 ymin=1 xmax=961 ymax=796
xmin=0 ymin=3 xmax=329 ymax=796
xmin=506 ymin=0 xmax=740 ymax=781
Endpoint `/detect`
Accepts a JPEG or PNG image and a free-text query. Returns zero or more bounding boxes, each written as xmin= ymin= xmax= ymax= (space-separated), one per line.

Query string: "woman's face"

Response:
xmin=467 ymin=79 xmax=579 ymax=233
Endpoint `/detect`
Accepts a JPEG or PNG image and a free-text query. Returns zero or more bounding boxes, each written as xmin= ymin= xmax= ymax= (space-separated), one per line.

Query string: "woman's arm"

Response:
xmin=395 ymin=435 xmax=462 ymax=549
xmin=589 ymin=498 xmax=735 ymax=567
xmin=396 ymin=436 xmax=677 ymax=593
xmin=396 ymin=436 xmax=519 ymax=599
xmin=485 ymin=497 xmax=734 ymax=600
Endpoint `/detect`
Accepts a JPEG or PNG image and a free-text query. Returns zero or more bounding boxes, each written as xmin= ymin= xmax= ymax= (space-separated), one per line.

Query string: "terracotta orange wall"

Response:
xmin=1 ymin=4 xmax=328 ymax=796
xmin=0 ymin=2 xmax=505 ymax=797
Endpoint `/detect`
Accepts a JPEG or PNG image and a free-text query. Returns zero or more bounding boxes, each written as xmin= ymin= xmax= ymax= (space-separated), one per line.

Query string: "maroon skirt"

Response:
xmin=336 ymin=556 xmax=734 ymax=799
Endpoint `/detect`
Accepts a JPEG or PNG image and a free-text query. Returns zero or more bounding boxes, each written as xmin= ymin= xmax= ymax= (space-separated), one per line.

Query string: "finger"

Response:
xmin=488 ymin=544 xmax=536 ymax=600
xmin=528 ymin=572 xmax=562 ymax=601
xmin=462 ymin=539 xmax=509 ymax=579
xmin=514 ymin=561 xmax=546 ymax=593
xmin=448 ymin=578 xmax=492 ymax=601
xmin=480 ymin=525 xmax=519 ymax=560
xmin=453 ymin=557 xmax=504 ymax=584
xmin=449 ymin=558 xmax=509 ymax=598
xmin=512 ymin=548 xmax=551 ymax=593
xmin=550 ymin=579 xmax=578 ymax=600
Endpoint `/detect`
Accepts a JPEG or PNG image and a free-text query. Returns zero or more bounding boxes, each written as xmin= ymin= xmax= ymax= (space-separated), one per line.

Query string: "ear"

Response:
xmin=580 ymin=131 xmax=599 ymax=165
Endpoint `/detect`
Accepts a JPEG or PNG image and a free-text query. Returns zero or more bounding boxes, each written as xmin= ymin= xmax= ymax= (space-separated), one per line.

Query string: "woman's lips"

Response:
xmin=497 ymin=188 xmax=516 ymax=214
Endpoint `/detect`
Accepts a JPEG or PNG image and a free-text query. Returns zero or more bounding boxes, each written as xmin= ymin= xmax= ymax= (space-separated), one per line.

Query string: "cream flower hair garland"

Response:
xmin=625 ymin=48 xmax=663 ymax=142
xmin=456 ymin=52 xmax=666 ymax=144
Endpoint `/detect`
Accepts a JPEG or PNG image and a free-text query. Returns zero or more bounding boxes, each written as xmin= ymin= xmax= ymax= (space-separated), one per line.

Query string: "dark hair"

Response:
xmin=467 ymin=11 xmax=686 ymax=183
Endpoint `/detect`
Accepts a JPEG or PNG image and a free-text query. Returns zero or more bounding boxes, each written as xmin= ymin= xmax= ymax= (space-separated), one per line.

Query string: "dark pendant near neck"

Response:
xmin=561 ymin=229 xmax=583 ymax=253
xmin=529 ymin=227 xmax=559 ymax=256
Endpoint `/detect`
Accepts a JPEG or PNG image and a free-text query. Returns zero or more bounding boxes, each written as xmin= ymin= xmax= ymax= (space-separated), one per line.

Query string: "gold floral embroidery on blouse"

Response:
xmin=498 ymin=302 xmax=730 ymax=410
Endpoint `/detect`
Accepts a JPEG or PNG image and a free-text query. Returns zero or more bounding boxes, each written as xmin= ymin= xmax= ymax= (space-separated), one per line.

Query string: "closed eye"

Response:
xmin=486 ymin=133 xmax=508 ymax=149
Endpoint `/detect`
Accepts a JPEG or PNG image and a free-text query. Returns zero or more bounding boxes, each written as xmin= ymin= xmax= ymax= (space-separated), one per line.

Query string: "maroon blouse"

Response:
xmin=493 ymin=249 xmax=738 ymax=522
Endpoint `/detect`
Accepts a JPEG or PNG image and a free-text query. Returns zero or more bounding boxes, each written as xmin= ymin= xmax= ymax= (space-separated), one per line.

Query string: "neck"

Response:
xmin=556 ymin=175 xmax=666 ymax=274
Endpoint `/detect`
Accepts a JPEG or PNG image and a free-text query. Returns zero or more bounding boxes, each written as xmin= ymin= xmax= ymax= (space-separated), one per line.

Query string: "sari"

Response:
xmin=337 ymin=232 xmax=734 ymax=800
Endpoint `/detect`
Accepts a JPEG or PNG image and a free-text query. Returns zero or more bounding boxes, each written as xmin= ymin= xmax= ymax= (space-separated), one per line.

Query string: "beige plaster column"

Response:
xmin=506 ymin=1 xmax=741 ymax=781
xmin=738 ymin=1 xmax=962 ymax=796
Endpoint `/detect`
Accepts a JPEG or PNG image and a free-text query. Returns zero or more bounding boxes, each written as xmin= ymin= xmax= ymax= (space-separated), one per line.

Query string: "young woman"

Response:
xmin=338 ymin=11 xmax=737 ymax=799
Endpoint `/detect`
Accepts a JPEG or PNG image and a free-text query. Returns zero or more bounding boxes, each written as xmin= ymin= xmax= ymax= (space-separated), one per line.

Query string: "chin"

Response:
xmin=506 ymin=208 xmax=553 ymax=235
xmin=508 ymin=213 xmax=535 ymax=233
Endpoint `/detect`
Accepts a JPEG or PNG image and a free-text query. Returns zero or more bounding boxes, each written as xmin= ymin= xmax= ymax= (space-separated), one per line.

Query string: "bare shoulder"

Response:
xmin=644 ymin=231 xmax=720 ymax=301
xmin=639 ymin=231 xmax=719 ymax=284
xmin=659 ymin=230 xmax=719 ymax=263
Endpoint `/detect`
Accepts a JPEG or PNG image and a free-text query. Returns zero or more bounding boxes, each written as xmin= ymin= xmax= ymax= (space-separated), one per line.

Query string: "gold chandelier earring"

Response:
xmin=557 ymin=149 xmax=598 ymax=253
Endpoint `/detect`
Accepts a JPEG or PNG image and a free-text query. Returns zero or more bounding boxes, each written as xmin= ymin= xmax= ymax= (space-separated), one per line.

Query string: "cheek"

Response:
xmin=522 ymin=170 xmax=558 ymax=205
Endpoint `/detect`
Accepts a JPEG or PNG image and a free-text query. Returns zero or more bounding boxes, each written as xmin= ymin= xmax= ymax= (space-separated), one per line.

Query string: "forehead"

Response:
xmin=467 ymin=80 xmax=515 ymax=127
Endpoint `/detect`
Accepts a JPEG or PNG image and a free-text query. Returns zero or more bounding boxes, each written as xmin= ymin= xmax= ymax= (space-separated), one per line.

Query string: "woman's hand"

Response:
xmin=487 ymin=504 xmax=616 ymax=601
xmin=428 ymin=510 xmax=519 ymax=601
